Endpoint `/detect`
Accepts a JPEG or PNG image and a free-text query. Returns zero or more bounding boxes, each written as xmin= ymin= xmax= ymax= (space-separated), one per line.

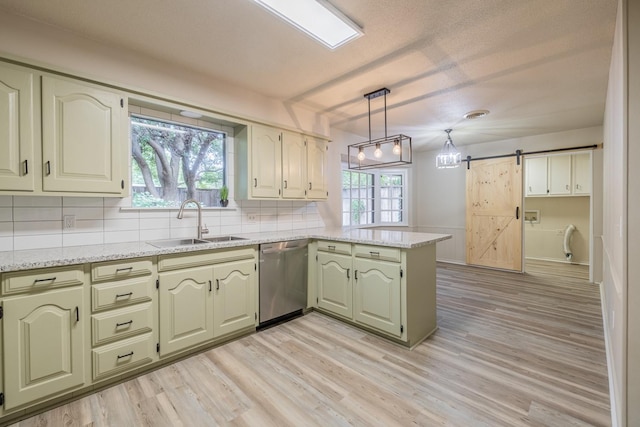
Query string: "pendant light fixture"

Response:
xmin=436 ymin=129 xmax=462 ymax=169
xmin=348 ymin=88 xmax=412 ymax=170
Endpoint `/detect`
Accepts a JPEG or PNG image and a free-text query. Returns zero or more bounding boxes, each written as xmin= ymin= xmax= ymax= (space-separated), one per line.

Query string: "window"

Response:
xmin=130 ymin=115 xmax=226 ymax=208
xmin=342 ymin=168 xmax=407 ymax=226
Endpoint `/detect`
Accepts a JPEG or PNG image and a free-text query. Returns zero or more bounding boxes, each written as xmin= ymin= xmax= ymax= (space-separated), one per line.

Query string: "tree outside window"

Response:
xmin=130 ymin=116 xmax=225 ymax=207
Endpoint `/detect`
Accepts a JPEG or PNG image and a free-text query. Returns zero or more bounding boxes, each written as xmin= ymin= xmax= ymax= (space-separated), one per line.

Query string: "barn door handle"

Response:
xmin=516 ymin=206 xmax=520 ymax=219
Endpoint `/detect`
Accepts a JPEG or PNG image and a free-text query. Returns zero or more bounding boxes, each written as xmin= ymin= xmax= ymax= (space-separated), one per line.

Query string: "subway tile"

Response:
xmin=170 ymin=215 xmax=197 ymax=228
xmin=169 ymin=228 xmax=195 ymax=239
xmin=65 ymin=219 xmax=103 ymax=234
xmin=63 ymin=232 xmax=104 ymax=247
xmin=260 ymin=201 xmax=279 ymax=208
xmin=139 ymin=217 xmax=170 ymax=230
xmin=14 ymin=234 xmax=62 ymax=251
xmin=63 ymin=197 xmax=104 ymax=207
xmin=104 ymin=206 xmax=139 ymax=220
xmin=14 ymin=220 xmax=62 ymax=236
xmin=204 ymin=225 xmax=221 ymax=237
xmin=221 ymin=224 xmax=241 ymax=235
xmin=0 ymin=222 xmax=12 ymax=237
xmin=277 ymin=222 xmax=293 ymax=232
xmin=220 ymin=214 xmax=241 ymax=226
xmin=0 ymin=236 xmax=13 ymax=252
xmin=259 ymin=207 xmax=277 ymax=216
xmin=104 ymin=230 xmax=140 ymax=244
xmin=0 ymin=196 xmax=12 ymax=207
xmin=140 ymin=228 xmax=171 ymax=241
xmin=240 ymin=223 xmax=260 ymax=234
xmin=241 ymin=200 xmax=260 ymax=209
xmin=63 ymin=207 xmax=103 ymax=220
xmin=259 ymin=222 xmax=278 ymax=232
xmin=139 ymin=210 xmax=172 ymax=219
xmin=104 ymin=218 xmax=139 ymax=232
xmin=13 ymin=196 xmax=62 ymax=207
xmin=13 ymin=207 xmax=61 ymax=222
xmin=0 ymin=207 xmax=12 ymax=221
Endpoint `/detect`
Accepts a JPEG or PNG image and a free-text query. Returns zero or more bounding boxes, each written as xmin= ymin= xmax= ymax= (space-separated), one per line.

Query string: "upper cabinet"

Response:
xmin=0 ymin=61 xmax=129 ymax=197
xmin=0 ymin=62 xmax=36 ymax=192
xmin=236 ymin=124 xmax=329 ymax=201
xmin=525 ymin=152 xmax=591 ymax=197
xmin=306 ymin=136 xmax=329 ymax=200
xmin=42 ymin=75 xmax=127 ymax=194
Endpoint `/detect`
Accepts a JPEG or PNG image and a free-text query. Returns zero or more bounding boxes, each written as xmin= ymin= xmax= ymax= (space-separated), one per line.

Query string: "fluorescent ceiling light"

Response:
xmin=253 ymin=0 xmax=362 ymax=49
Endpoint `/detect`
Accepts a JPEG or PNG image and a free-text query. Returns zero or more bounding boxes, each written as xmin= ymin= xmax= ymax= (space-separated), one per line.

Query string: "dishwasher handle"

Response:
xmin=261 ymin=246 xmax=306 ymax=254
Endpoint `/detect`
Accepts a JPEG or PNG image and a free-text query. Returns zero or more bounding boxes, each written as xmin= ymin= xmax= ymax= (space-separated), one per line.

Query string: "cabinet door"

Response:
xmin=0 ymin=62 xmax=35 ymax=191
xmin=250 ymin=124 xmax=282 ymax=198
xmin=213 ymin=258 xmax=256 ymax=337
xmin=548 ymin=155 xmax=572 ymax=195
xmin=158 ymin=266 xmax=213 ymax=356
xmin=525 ymin=157 xmax=548 ymax=196
xmin=3 ymin=287 xmax=84 ymax=410
xmin=353 ymin=258 xmax=402 ymax=337
xmin=572 ymin=152 xmax=591 ymax=195
xmin=317 ymin=252 xmax=352 ymax=319
xmin=282 ymin=131 xmax=306 ymax=199
xmin=306 ymin=137 xmax=328 ymax=199
xmin=42 ymin=75 xmax=126 ymax=194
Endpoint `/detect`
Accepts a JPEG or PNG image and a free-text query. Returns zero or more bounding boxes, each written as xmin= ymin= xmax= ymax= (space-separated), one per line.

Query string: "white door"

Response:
xmin=525 ymin=157 xmax=548 ymax=196
xmin=548 ymin=155 xmax=572 ymax=195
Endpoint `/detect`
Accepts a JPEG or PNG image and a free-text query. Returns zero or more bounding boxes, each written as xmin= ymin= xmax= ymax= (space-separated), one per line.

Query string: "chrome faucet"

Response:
xmin=177 ymin=199 xmax=209 ymax=239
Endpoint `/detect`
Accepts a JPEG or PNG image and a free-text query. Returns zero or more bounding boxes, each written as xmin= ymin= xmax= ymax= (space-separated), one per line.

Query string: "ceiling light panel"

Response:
xmin=253 ymin=0 xmax=362 ymax=49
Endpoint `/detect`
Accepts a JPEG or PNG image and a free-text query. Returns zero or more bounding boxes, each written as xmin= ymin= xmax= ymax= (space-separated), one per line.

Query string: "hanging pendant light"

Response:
xmin=436 ymin=129 xmax=461 ymax=169
xmin=347 ymin=88 xmax=412 ymax=170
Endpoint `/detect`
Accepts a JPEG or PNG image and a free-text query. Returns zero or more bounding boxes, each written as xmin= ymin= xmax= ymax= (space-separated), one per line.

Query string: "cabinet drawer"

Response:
xmin=92 ymin=302 xmax=153 ymax=346
xmin=92 ymin=333 xmax=154 ymax=381
xmin=2 ymin=265 xmax=84 ymax=295
xmin=91 ymin=258 xmax=153 ymax=282
xmin=353 ymin=244 xmax=401 ymax=262
xmin=317 ymin=240 xmax=352 ymax=255
xmin=92 ymin=276 xmax=153 ymax=312
xmin=158 ymin=247 xmax=255 ymax=272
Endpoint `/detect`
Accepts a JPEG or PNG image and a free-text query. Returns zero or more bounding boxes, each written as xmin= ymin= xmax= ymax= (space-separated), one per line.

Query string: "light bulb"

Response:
xmin=393 ymin=140 xmax=401 ymax=155
xmin=357 ymin=147 xmax=366 ymax=161
xmin=374 ymin=143 xmax=382 ymax=158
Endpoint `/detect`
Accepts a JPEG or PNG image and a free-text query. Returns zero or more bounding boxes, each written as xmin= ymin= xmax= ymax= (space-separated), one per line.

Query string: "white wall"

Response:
xmin=602 ymin=0 xmax=640 ymax=425
xmin=413 ymin=126 xmax=603 ymax=264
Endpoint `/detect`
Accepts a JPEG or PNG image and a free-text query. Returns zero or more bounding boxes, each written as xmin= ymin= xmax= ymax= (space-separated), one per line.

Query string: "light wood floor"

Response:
xmin=11 ymin=263 xmax=610 ymax=426
xmin=526 ymin=258 xmax=590 ymax=280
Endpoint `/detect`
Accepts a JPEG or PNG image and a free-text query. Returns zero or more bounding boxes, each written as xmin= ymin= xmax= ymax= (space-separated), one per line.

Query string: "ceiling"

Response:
xmin=0 ymin=0 xmax=618 ymax=150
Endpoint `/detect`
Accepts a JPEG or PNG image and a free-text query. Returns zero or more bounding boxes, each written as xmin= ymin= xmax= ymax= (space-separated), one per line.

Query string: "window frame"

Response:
xmin=342 ymin=166 xmax=409 ymax=226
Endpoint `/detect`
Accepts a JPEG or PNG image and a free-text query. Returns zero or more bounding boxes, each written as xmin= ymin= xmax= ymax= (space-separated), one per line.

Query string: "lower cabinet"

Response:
xmin=3 ymin=287 xmax=84 ymax=410
xmin=157 ymin=248 xmax=258 ymax=357
xmin=317 ymin=252 xmax=352 ymax=319
xmin=353 ymin=258 xmax=401 ymax=337
xmin=158 ymin=265 xmax=214 ymax=357
xmin=212 ymin=258 xmax=256 ymax=337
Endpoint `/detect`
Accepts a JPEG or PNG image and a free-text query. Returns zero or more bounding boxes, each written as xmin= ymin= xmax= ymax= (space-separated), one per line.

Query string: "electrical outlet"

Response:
xmin=247 ymin=213 xmax=258 ymax=222
xmin=63 ymin=215 xmax=76 ymax=230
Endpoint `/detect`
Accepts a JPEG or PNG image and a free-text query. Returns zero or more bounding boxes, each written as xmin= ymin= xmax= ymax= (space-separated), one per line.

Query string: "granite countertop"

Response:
xmin=0 ymin=227 xmax=452 ymax=273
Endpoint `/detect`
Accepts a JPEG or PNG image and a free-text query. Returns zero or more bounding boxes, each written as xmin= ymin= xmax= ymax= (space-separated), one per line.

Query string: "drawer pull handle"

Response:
xmin=75 ymin=306 xmax=79 ymax=322
xmin=328 ymin=245 xmax=336 ymax=251
xmin=284 ymin=180 xmax=288 ymax=189
xmin=209 ymin=280 xmax=212 ymax=292
xmin=346 ymin=268 xmax=350 ymax=279
xmin=216 ymin=279 xmax=220 ymax=291
xmin=354 ymin=270 xmax=358 ymax=280
xmin=370 ymin=251 xmax=380 ymax=257
xmin=115 ymin=267 xmax=134 ymax=273
xmin=34 ymin=277 xmax=56 ymax=283
xmin=117 ymin=351 xmax=134 ymax=360
xmin=116 ymin=320 xmax=133 ymax=328
xmin=23 ymin=159 xmax=28 ymax=175
xmin=115 ymin=292 xmax=133 ymax=298
xmin=254 ymin=178 xmax=257 ymax=187
xmin=45 ymin=160 xmax=51 ymax=176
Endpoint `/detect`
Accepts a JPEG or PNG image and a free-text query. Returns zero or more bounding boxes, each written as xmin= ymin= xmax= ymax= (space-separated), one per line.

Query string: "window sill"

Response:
xmin=120 ymin=207 xmax=238 ymax=212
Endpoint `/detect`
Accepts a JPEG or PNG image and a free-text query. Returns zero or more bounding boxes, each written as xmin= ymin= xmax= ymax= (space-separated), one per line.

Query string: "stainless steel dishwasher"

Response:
xmin=259 ymin=239 xmax=308 ymax=327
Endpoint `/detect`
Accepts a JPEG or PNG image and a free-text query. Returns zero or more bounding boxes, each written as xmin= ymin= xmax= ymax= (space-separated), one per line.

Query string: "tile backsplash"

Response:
xmin=0 ymin=195 xmax=325 ymax=252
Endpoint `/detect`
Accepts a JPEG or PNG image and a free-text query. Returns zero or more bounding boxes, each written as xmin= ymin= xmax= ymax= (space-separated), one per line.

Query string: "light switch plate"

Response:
xmin=63 ymin=215 xmax=76 ymax=230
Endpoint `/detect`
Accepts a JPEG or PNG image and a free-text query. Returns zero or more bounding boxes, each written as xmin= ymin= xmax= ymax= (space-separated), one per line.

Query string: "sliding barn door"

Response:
xmin=466 ymin=157 xmax=523 ymax=271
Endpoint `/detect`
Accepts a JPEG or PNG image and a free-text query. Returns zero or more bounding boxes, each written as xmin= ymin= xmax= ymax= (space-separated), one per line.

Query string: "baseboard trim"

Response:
xmin=525 ymin=256 xmax=589 ymax=266
xmin=599 ymin=281 xmax=620 ymax=427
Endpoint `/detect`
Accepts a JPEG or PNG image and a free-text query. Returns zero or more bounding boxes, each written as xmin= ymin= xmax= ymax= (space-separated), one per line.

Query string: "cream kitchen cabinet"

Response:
xmin=158 ymin=265 xmax=214 ymax=357
xmin=1 ymin=266 xmax=86 ymax=410
xmin=0 ymin=61 xmax=129 ymax=197
xmin=317 ymin=250 xmax=353 ymax=319
xmin=314 ymin=240 xmax=437 ymax=348
xmin=236 ymin=123 xmax=329 ymax=201
xmin=282 ymin=131 xmax=307 ymax=199
xmin=306 ymin=136 xmax=329 ymax=200
xmin=212 ymin=258 xmax=257 ymax=337
xmin=42 ymin=75 xmax=127 ymax=195
xmin=90 ymin=258 xmax=156 ymax=381
xmin=572 ymin=152 xmax=592 ymax=195
xmin=157 ymin=247 xmax=257 ymax=357
xmin=0 ymin=62 xmax=36 ymax=192
xmin=547 ymin=155 xmax=572 ymax=195
xmin=353 ymin=254 xmax=402 ymax=338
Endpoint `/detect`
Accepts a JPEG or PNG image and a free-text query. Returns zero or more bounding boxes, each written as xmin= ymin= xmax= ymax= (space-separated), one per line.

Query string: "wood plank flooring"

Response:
xmin=526 ymin=258 xmax=590 ymax=280
xmin=11 ymin=263 xmax=610 ymax=426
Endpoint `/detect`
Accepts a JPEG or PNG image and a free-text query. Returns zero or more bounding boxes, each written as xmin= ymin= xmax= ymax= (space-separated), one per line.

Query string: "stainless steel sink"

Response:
xmin=202 ymin=235 xmax=248 ymax=242
xmin=147 ymin=238 xmax=209 ymax=248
